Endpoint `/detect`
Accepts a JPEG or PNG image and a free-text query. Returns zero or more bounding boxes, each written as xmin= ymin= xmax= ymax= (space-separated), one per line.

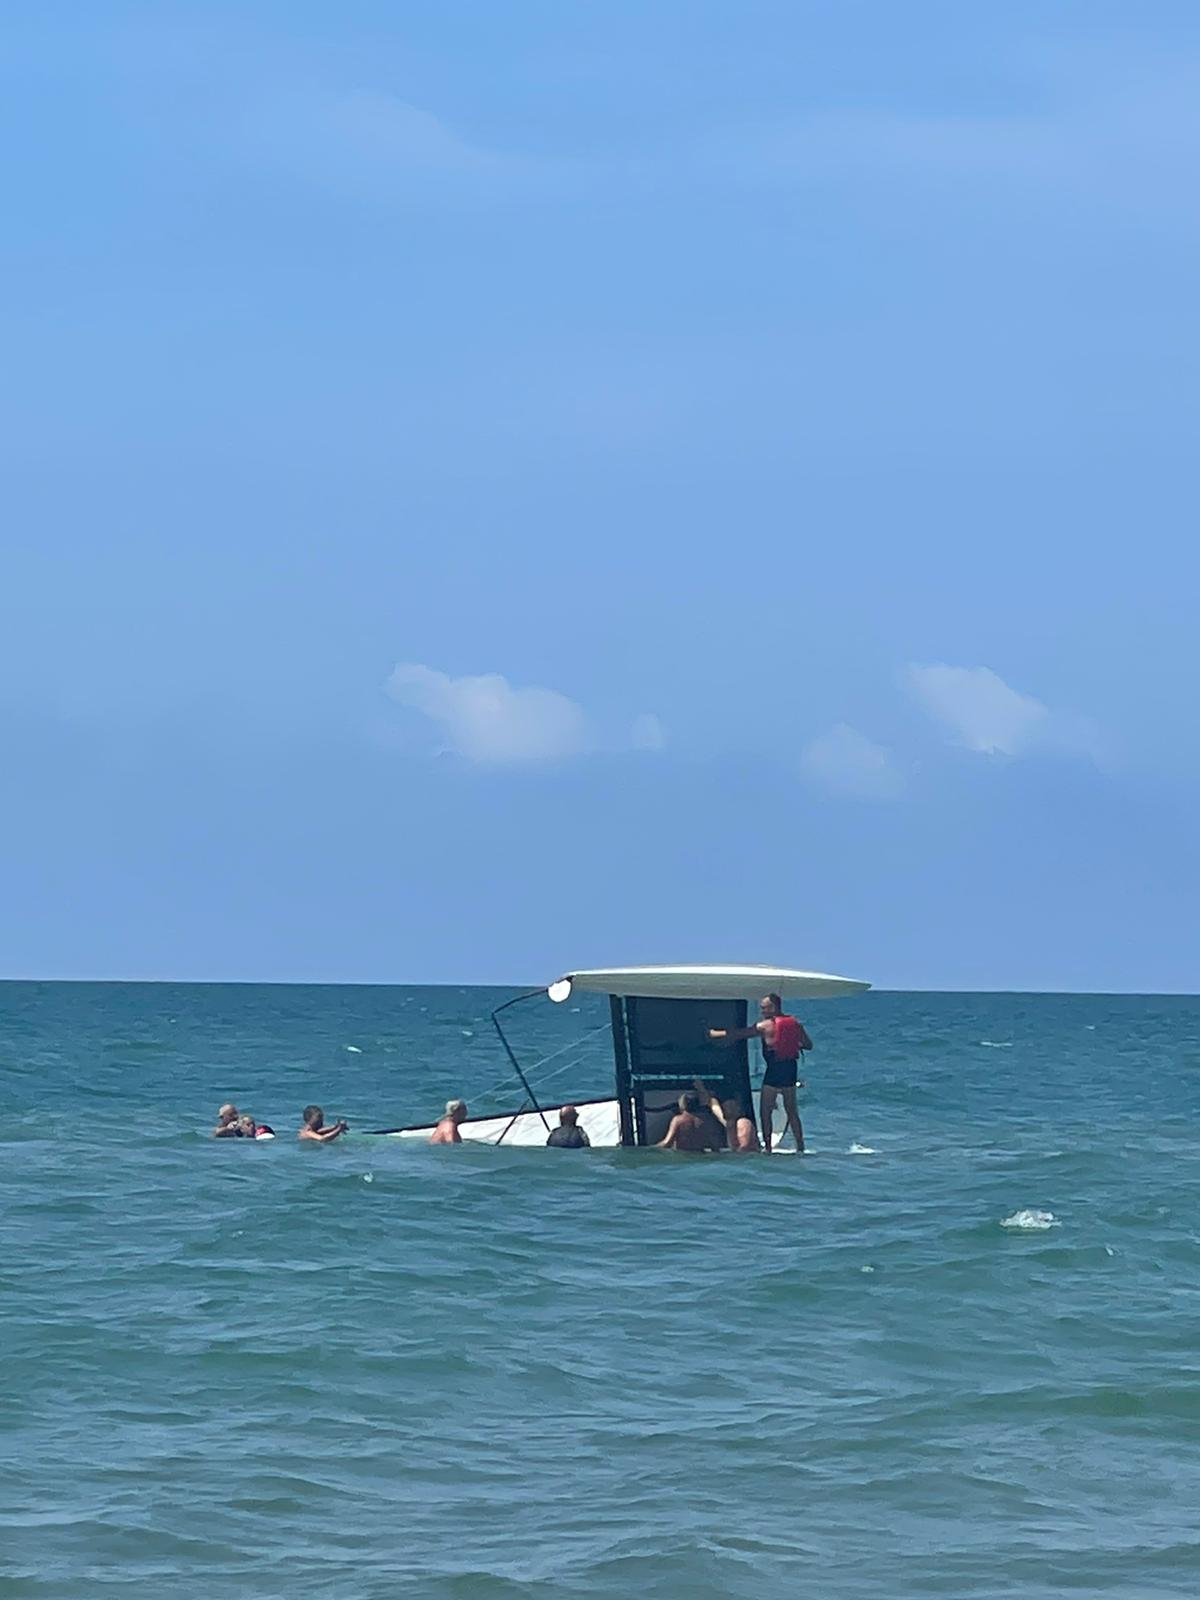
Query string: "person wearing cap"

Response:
xmin=213 ymin=1103 xmax=242 ymax=1138
xmin=546 ymin=1105 xmax=590 ymax=1149
xmin=430 ymin=1100 xmax=468 ymax=1144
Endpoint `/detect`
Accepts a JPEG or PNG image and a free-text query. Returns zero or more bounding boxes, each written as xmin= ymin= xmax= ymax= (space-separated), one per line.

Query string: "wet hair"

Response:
xmin=679 ymin=1090 xmax=700 ymax=1114
xmin=302 ymin=1105 xmax=322 ymax=1125
xmin=765 ymin=993 xmax=783 ymax=1013
xmin=560 ymin=1105 xmax=579 ymax=1125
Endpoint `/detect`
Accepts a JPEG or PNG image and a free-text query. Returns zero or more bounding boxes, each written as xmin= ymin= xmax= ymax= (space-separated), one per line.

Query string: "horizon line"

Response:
xmin=0 ymin=975 xmax=1196 ymax=998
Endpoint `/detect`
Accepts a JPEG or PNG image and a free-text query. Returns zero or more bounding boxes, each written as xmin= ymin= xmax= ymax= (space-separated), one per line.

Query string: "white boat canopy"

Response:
xmin=550 ymin=964 xmax=870 ymax=1002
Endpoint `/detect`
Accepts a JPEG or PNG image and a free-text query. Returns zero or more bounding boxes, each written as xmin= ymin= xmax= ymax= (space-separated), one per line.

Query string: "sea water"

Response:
xmin=3 ymin=983 xmax=1200 ymax=1599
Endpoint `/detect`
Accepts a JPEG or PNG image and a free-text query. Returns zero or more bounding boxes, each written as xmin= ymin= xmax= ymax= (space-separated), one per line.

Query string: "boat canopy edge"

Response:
xmin=551 ymin=964 xmax=870 ymax=1001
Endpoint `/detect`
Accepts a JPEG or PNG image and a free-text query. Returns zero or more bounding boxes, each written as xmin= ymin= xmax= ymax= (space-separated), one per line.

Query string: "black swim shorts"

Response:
xmin=762 ymin=1056 xmax=799 ymax=1090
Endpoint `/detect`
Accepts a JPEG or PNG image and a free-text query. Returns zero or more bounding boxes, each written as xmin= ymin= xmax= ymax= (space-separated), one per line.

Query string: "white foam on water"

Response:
xmin=979 ymin=1040 xmax=1013 ymax=1049
xmin=848 ymin=1143 xmax=877 ymax=1155
xmin=345 ymin=1045 xmax=362 ymax=1053
xmin=461 ymin=1030 xmax=475 ymax=1038
xmin=1001 ymin=1208 xmax=1059 ymax=1231
xmin=860 ymin=1264 xmax=876 ymax=1273
xmin=362 ymin=1173 xmax=374 ymax=1184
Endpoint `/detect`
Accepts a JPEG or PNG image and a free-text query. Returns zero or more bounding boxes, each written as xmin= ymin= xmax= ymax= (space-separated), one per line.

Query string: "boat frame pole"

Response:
xmin=610 ymin=994 xmax=636 ymax=1147
xmin=490 ymin=990 xmax=551 ymax=1131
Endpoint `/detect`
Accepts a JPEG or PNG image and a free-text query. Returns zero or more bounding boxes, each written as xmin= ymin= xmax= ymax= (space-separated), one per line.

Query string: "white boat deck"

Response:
xmin=384 ymin=1099 xmax=623 ymax=1148
xmin=384 ymin=1098 xmax=802 ymax=1152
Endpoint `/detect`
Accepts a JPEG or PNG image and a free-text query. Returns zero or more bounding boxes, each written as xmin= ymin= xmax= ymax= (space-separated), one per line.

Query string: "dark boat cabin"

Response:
xmin=609 ymin=992 xmax=752 ymax=1147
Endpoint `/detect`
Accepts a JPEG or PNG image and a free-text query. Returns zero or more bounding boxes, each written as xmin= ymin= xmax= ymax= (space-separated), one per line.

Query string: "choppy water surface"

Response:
xmin=4 ymin=983 xmax=1200 ymax=1599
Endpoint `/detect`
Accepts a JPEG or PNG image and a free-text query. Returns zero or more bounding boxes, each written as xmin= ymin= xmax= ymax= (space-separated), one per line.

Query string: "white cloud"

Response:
xmin=386 ymin=664 xmax=586 ymax=765
xmin=241 ymin=88 xmax=541 ymax=202
xmin=800 ymin=724 xmax=902 ymax=799
xmin=316 ymin=91 xmax=503 ymax=175
xmin=631 ymin=713 xmax=665 ymax=752
xmin=720 ymin=109 xmax=1072 ymax=185
xmin=906 ymin=664 xmax=1049 ymax=756
xmin=705 ymin=55 xmax=1200 ymax=222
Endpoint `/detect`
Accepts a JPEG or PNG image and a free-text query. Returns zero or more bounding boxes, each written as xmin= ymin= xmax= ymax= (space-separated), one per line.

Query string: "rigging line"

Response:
xmin=489 ymin=1038 xmax=616 ymax=1146
xmin=472 ymin=1020 xmax=611 ymax=1105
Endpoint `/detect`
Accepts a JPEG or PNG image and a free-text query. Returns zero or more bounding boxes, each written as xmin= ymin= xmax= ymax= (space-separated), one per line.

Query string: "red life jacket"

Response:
xmin=770 ymin=1014 xmax=805 ymax=1060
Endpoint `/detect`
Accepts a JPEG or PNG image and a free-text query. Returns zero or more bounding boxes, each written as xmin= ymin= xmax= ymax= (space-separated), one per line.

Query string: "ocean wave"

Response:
xmin=5 ymin=980 xmax=1199 ymax=1599
xmin=1001 ymin=1208 xmax=1059 ymax=1231
xmin=978 ymin=1040 xmax=1014 ymax=1049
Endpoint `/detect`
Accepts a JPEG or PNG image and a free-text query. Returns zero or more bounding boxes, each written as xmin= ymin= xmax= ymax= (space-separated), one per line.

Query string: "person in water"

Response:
xmin=694 ymin=1080 xmax=761 ymax=1153
xmin=213 ymin=1103 xmax=242 ymax=1138
xmin=430 ymin=1100 xmax=468 ymax=1144
xmin=298 ymin=1105 xmax=348 ymax=1142
xmin=546 ymin=1105 xmax=590 ymax=1148
xmin=657 ymin=1090 xmax=723 ymax=1153
xmin=238 ymin=1113 xmax=275 ymax=1140
xmin=709 ymin=993 xmax=811 ymax=1154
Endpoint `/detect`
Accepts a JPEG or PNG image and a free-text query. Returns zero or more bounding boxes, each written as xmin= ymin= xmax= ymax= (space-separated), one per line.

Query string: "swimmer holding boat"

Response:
xmin=656 ymin=1090 xmax=723 ymax=1153
xmin=694 ymin=1079 xmax=761 ymax=1153
xmin=299 ymin=1105 xmax=348 ymax=1142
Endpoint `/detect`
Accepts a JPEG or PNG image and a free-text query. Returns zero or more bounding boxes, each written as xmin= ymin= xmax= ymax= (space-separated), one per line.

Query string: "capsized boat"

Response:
xmin=372 ymin=964 xmax=869 ymax=1150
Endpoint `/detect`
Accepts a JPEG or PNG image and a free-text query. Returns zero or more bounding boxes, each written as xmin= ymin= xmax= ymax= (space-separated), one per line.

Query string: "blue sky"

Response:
xmin=3 ymin=1 xmax=1198 ymax=990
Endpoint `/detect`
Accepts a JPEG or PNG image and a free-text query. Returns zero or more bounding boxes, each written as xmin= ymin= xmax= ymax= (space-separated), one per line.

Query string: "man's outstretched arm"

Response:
xmin=707 ymin=1023 xmax=764 ymax=1043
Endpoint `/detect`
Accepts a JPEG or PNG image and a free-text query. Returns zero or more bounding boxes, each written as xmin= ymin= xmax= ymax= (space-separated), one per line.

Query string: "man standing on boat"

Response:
xmin=708 ymin=993 xmax=811 ymax=1154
